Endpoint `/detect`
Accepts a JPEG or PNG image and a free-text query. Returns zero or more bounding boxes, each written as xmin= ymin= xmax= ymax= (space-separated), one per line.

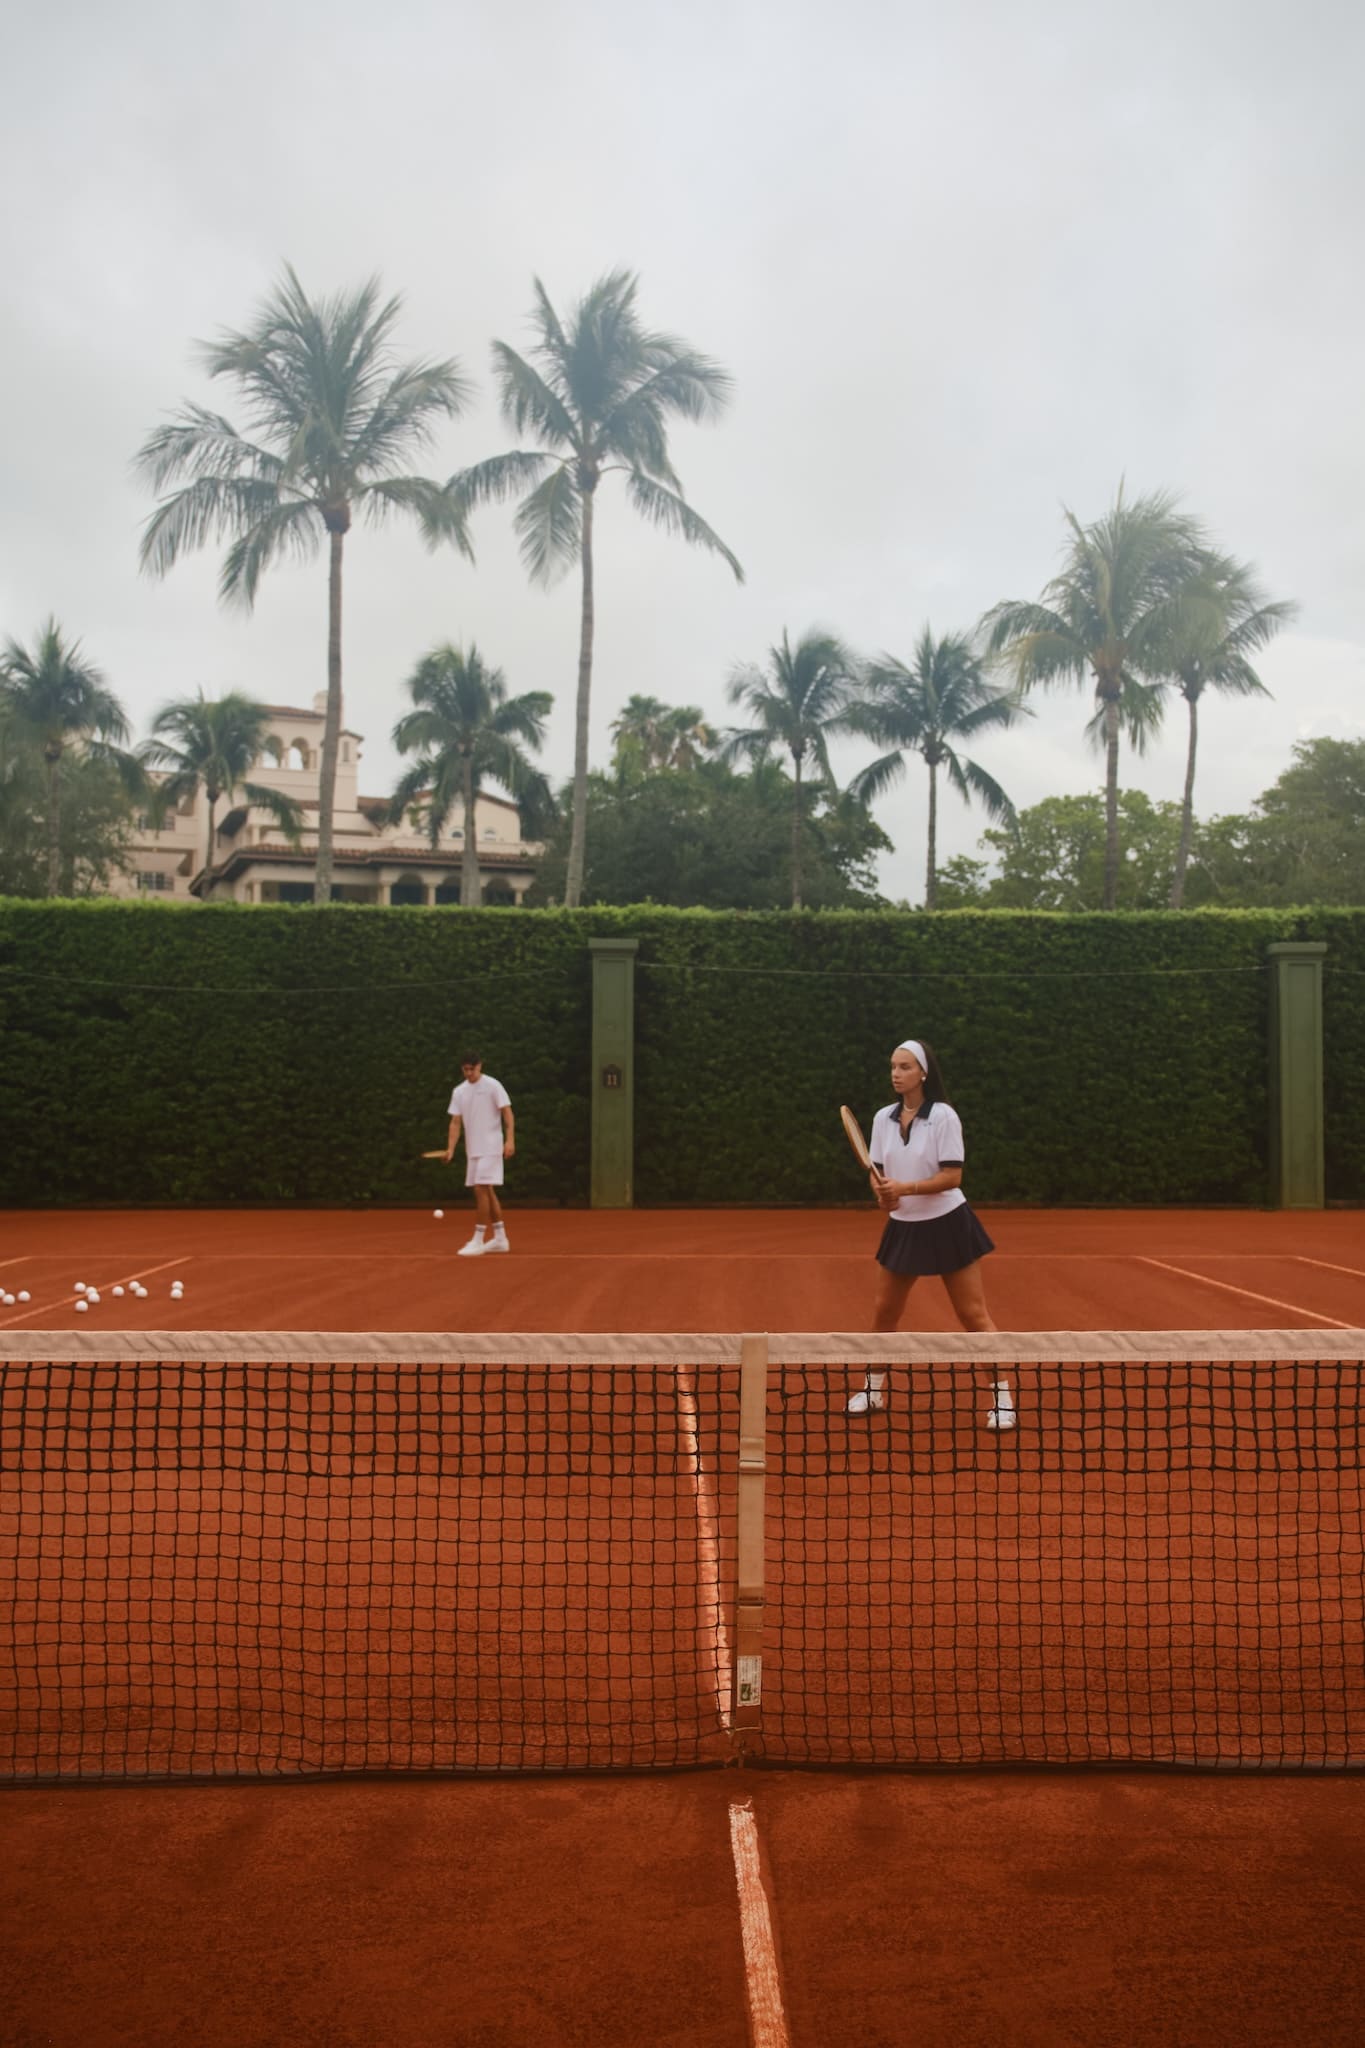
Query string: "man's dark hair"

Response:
xmin=459 ymin=1050 xmax=483 ymax=1067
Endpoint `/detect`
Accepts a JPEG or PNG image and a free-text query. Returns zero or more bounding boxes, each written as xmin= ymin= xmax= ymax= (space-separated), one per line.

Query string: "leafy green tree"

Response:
xmin=0 ymin=707 xmax=137 ymax=897
xmin=136 ymin=266 xmax=473 ymax=903
xmin=974 ymin=790 xmax=1185 ymax=910
xmin=983 ymin=488 xmax=1207 ymax=909
xmin=724 ymin=629 xmax=862 ymax=908
xmin=448 ymin=270 xmax=742 ymax=906
xmin=1164 ymin=555 xmax=1294 ymax=906
xmin=140 ymin=691 xmax=306 ymax=895
xmin=0 ymin=619 xmax=141 ymax=896
xmin=389 ymin=645 xmax=554 ymax=905
xmin=1187 ymin=739 xmax=1365 ymax=906
xmin=610 ymin=695 xmax=716 ymax=777
xmin=528 ymin=757 xmax=888 ymax=909
xmin=845 ymin=627 xmax=1025 ymax=908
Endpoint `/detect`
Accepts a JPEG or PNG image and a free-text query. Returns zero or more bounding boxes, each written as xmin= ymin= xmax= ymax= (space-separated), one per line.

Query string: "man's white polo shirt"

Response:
xmin=448 ymin=1074 xmax=510 ymax=1157
xmin=869 ymin=1100 xmax=967 ymax=1222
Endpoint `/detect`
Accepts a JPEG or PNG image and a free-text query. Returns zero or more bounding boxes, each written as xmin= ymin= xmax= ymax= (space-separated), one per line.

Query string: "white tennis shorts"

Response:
xmin=465 ymin=1151 xmax=505 ymax=1188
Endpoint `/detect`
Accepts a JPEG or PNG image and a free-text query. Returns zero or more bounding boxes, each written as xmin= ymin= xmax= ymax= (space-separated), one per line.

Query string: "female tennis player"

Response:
xmin=847 ymin=1037 xmax=996 ymax=1414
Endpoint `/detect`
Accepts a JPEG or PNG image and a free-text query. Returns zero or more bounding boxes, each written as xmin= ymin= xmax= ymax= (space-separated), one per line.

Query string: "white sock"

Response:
xmin=865 ymin=1372 xmax=886 ymax=1394
xmin=473 ymin=1224 xmax=487 ymax=1238
xmin=493 ymin=1223 xmax=507 ymax=1238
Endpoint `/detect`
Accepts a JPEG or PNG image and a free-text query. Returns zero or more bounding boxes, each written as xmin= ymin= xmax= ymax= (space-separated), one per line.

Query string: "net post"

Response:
xmin=731 ymin=1333 xmax=769 ymax=1760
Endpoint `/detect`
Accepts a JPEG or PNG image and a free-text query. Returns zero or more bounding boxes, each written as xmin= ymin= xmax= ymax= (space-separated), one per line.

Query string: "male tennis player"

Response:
xmin=444 ymin=1051 xmax=515 ymax=1256
xmin=848 ymin=1037 xmax=996 ymax=1413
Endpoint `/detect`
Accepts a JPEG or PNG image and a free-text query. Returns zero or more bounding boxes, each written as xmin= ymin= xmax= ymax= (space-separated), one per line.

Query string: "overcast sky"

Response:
xmin=4 ymin=0 xmax=1362 ymax=900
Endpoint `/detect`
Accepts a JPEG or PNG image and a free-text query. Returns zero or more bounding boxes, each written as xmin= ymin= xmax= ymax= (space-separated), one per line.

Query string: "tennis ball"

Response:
xmin=76 ymin=1300 xmax=89 ymax=1313
xmin=434 ymin=1208 xmax=444 ymax=1219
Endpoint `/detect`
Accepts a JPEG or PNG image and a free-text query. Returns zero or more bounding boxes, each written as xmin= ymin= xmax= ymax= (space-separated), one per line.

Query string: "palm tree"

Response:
xmin=389 ymin=645 xmax=554 ymax=906
xmin=724 ymin=629 xmax=859 ymax=909
xmin=611 ymin=695 xmax=716 ymax=776
xmin=1165 ymin=555 xmax=1294 ymax=906
xmin=0 ymin=619 xmax=139 ymax=896
xmin=135 ymin=266 xmax=473 ymax=903
xmin=845 ymin=628 xmax=1026 ymax=908
xmin=446 ymin=270 xmax=742 ymax=905
xmin=140 ymin=691 xmax=306 ymax=895
xmin=982 ymin=487 xmax=1208 ymax=908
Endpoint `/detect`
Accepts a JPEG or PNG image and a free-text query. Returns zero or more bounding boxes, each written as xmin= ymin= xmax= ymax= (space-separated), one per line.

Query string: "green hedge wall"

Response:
xmin=0 ymin=901 xmax=593 ymax=1206
xmin=0 ymin=899 xmax=1359 ymax=1207
xmin=625 ymin=907 xmax=1323 ymax=1206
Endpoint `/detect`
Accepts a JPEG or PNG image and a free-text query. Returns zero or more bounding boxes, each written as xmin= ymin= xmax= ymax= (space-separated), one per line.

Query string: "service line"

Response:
xmin=1134 ymin=1256 xmax=1353 ymax=1329
xmin=0 ymin=1257 xmax=192 ymax=1331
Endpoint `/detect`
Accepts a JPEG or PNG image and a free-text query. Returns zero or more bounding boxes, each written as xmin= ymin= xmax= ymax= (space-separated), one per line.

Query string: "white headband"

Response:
xmin=897 ymin=1039 xmax=928 ymax=1071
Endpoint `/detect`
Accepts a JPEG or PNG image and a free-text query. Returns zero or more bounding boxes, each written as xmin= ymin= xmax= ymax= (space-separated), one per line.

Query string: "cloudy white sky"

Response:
xmin=4 ymin=0 xmax=1362 ymax=900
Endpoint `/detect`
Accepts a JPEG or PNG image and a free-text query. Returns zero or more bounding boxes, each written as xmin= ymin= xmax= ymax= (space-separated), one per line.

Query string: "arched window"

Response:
xmin=389 ymin=872 xmax=425 ymax=907
xmin=287 ymin=740 xmax=310 ymax=770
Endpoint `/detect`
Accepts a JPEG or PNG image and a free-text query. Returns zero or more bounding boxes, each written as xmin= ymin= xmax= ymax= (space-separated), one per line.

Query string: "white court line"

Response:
xmin=1295 ymin=1255 xmax=1365 ymax=1282
xmin=729 ymin=1798 xmax=791 ymax=2048
xmin=0 ymin=1257 xmax=192 ymax=1332
xmin=674 ymin=1365 xmax=733 ymax=1736
xmin=0 ymin=1257 xmax=32 ymax=1271
xmin=1135 ymin=1257 xmax=1353 ymax=1329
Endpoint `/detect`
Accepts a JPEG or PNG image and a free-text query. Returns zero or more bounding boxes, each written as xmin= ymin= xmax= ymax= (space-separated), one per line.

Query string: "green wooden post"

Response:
xmin=1267 ymin=941 xmax=1327 ymax=1208
xmin=589 ymin=938 xmax=638 ymax=1207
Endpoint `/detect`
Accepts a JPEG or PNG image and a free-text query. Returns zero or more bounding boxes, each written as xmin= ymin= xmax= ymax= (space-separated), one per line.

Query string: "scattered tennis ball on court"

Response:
xmin=1 ymin=1293 xmax=12 ymax=1306
xmin=433 ymin=1208 xmax=444 ymax=1219
xmin=74 ymin=1282 xmax=87 ymax=1293
xmin=75 ymin=1300 xmax=89 ymax=1313
xmin=17 ymin=1290 xmax=30 ymax=1302
xmin=112 ymin=1285 xmax=125 ymax=1297
xmin=87 ymin=1290 xmax=100 ymax=1304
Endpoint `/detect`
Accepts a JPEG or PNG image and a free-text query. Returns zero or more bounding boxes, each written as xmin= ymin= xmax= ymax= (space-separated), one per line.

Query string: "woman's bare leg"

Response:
xmin=942 ymin=1260 xmax=996 ymax=1333
xmin=873 ymin=1267 xmax=916 ymax=1332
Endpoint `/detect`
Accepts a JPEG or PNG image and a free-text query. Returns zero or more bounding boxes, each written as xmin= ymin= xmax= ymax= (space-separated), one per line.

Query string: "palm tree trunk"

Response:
xmin=45 ymin=753 xmax=61 ymax=898
xmin=925 ymin=760 xmax=939 ymax=911
xmin=1170 ymin=692 xmax=1199 ymax=909
xmin=461 ymin=756 xmax=480 ymax=906
xmin=313 ymin=529 xmax=345 ymax=906
xmin=203 ymin=790 xmax=217 ymax=902
xmin=790 ymin=754 xmax=803 ymax=911
xmin=564 ymin=487 xmax=595 ymax=908
xmin=1103 ymin=697 xmax=1121 ymax=910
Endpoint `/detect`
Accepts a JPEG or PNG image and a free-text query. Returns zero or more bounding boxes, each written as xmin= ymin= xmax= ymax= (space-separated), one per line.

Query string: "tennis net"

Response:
xmin=2 ymin=1330 xmax=1362 ymax=1782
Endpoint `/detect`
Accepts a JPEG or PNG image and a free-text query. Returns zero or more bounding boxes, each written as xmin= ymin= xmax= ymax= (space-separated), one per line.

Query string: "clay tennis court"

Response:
xmin=3 ymin=1205 xmax=1365 ymax=2046
xmin=3 ymin=1203 xmax=1365 ymax=1332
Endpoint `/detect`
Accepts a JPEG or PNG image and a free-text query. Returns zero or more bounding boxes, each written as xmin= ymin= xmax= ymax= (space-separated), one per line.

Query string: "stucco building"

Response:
xmin=111 ymin=697 xmax=541 ymax=905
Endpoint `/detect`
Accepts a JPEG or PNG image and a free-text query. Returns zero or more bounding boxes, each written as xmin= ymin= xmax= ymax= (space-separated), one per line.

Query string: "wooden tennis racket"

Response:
xmin=421 ymin=1149 xmax=448 ymax=1160
xmin=839 ymin=1105 xmax=873 ymax=1170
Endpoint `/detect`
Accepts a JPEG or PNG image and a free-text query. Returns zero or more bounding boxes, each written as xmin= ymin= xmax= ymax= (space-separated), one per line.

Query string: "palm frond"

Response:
xmin=491 ymin=342 xmax=578 ymax=448
xmin=241 ymin=782 xmax=306 ymax=841
xmin=626 ymin=473 xmax=743 ymax=580
xmin=514 ymin=465 xmax=582 ymax=585
xmin=359 ymin=476 xmax=475 ymax=560
xmin=218 ymin=499 xmax=325 ymax=607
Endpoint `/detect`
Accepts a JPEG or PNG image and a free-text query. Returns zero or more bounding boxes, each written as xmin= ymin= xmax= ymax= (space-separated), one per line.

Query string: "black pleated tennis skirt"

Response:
xmin=875 ymin=1203 xmax=995 ymax=1277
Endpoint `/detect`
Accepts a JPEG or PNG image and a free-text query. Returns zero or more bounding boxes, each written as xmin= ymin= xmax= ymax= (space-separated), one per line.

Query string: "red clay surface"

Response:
xmin=3 ymin=1772 xmax=1364 ymax=2047
xmin=3 ymin=1205 xmax=1365 ymax=1332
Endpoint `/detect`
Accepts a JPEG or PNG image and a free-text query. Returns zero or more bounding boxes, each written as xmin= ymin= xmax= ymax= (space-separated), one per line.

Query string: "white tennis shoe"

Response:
xmin=846 ymin=1382 xmax=887 ymax=1416
xmin=483 ymin=1233 xmax=510 ymax=1254
xmin=457 ymin=1234 xmax=487 ymax=1257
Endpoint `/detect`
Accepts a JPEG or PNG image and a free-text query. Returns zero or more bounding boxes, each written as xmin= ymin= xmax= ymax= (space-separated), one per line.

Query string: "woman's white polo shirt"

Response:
xmin=869 ymin=1100 xmax=967 ymax=1222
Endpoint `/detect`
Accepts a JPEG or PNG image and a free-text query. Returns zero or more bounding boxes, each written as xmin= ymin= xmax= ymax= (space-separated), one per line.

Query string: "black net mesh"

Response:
xmin=2 ymin=1338 xmax=1363 ymax=1782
